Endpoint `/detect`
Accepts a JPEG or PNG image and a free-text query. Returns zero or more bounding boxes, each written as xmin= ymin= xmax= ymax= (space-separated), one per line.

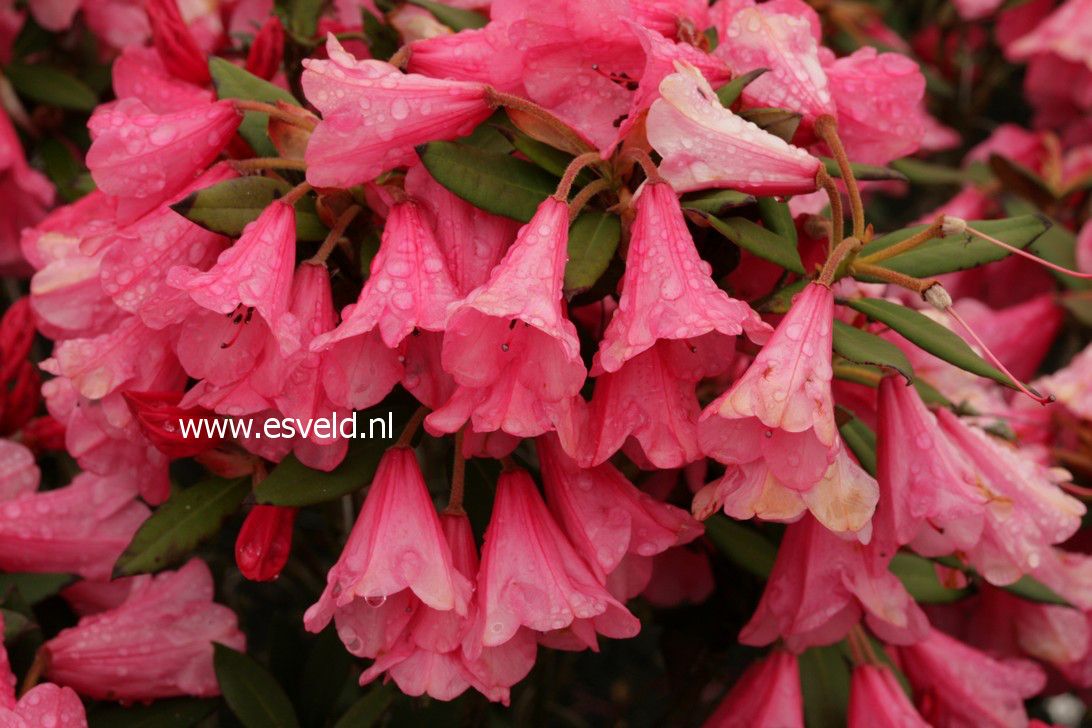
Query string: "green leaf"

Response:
xmin=407 ymin=0 xmax=488 ymax=29
xmin=680 ymin=189 xmax=756 ymax=216
xmin=889 ymin=553 xmax=970 ymax=603
xmin=837 ymin=411 xmax=877 ymax=477
xmin=113 ymin=477 xmax=250 ymax=577
xmin=702 ymin=214 xmax=806 ymax=274
xmin=88 ymin=698 xmax=218 ymax=728
xmin=821 ymin=157 xmax=907 ymax=182
xmin=299 ymin=628 xmax=355 ymax=728
xmin=500 ymin=128 xmax=589 ymax=181
xmin=332 ymin=685 xmax=393 ymax=728
xmin=361 ymin=10 xmax=400 ymax=61
xmin=856 ymin=215 xmax=1049 ymax=278
xmin=564 ymin=213 xmax=621 ymax=295
xmin=715 ymin=68 xmax=768 ymax=107
xmin=417 ymin=141 xmax=558 ymax=222
xmin=738 ymin=107 xmax=801 ymax=144
xmin=1028 ymin=218 xmax=1092 ymax=291
xmin=890 ymin=158 xmax=968 ymax=186
xmin=847 ymin=298 xmax=1015 ymax=389
xmin=756 ymin=278 xmax=808 ymax=314
xmin=799 ymin=644 xmax=851 ymax=728
xmin=1061 ymin=293 xmax=1092 ymax=327
xmin=215 ymin=644 xmax=301 ymax=728
xmin=757 ymin=196 xmax=797 ymax=245
xmin=172 ymin=176 xmax=328 ymax=241
xmin=1 ymin=608 xmax=32 ymax=640
xmin=703 ymin=515 xmax=777 ymax=579
xmin=832 ymin=320 xmax=914 ymax=382
xmin=989 ymin=153 xmax=1056 ymax=208
xmin=1002 ymin=575 xmax=1071 ymax=606
xmin=0 ymin=573 xmax=74 ymax=605
xmin=286 ymin=0 xmax=323 ymax=39
xmin=4 ymin=63 xmax=97 ymax=111
xmin=209 ymin=58 xmax=302 ymax=157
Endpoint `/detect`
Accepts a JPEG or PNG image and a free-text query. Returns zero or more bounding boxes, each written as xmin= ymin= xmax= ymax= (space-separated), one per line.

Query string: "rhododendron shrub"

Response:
xmin=4 ymin=0 xmax=1092 ymax=725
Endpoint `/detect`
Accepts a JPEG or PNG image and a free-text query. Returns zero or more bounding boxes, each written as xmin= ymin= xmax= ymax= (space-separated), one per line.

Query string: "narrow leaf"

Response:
xmin=821 ymin=156 xmax=907 ymax=182
xmin=703 ymin=515 xmax=777 ymax=579
xmin=564 ymin=212 xmax=621 ymax=295
xmin=799 ymin=644 xmax=851 ymax=728
xmin=4 ymin=63 xmax=97 ymax=110
xmin=837 ymin=411 xmax=877 ymax=477
xmin=286 ymin=0 xmax=323 ymax=39
xmin=87 ymin=698 xmax=218 ymax=728
xmin=757 ymin=196 xmax=797 ymax=245
xmin=1 ymin=609 xmax=32 ymax=640
xmin=0 ymin=573 xmax=74 ymax=605
xmin=702 ymin=214 xmax=805 ymax=274
xmin=680 ymin=189 xmax=756 ymax=216
xmin=832 ymin=320 xmax=914 ymax=382
xmin=332 ymin=685 xmax=393 ymax=728
xmin=889 ymin=553 xmax=970 ymax=604
xmin=737 ymin=107 xmax=801 ymax=143
xmin=408 ymin=0 xmax=488 ymax=30
xmin=172 ymin=176 xmax=328 ymax=241
xmin=715 ymin=68 xmax=768 ymax=107
xmin=209 ymin=58 xmax=302 ymax=157
xmin=113 ymin=477 xmax=250 ymax=577
xmin=890 ymin=158 xmax=968 ymax=186
xmin=1002 ymin=575 xmax=1071 ymax=606
xmin=1028 ymin=218 xmax=1092 ymax=291
xmin=989 ymin=153 xmax=1056 ymax=208
xmin=215 ymin=644 xmax=301 ymax=728
xmin=418 ymin=141 xmax=558 ymax=222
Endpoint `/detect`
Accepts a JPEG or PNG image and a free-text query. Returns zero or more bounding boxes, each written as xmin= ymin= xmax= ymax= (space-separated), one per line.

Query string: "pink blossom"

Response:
xmin=0 ymin=439 xmax=39 ymax=501
xmin=236 ymin=505 xmax=298 ymax=582
xmin=646 ymin=64 xmax=821 ymax=195
xmin=1034 ymin=341 xmax=1092 ymax=419
xmin=630 ymin=0 xmax=710 ymax=39
xmin=303 ymin=35 xmax=492 ymax=188
xmin=0 ymin=108 xmax=53 ymax=275
xmin=403 ymin=25 xmax=526 ymax=95
xmin=1 ymin=613 xmax=87 ymax=727
xmin=848 ymin=664 xmax=929 ymax=728
xmin=640 ymin=546 xmax=715 ymax=607
xmin=701 ymin=651 xmax=803 ymax=727
xmin=146 ymin=0 xmax=211 ymax=84
xmin=951 ymin=295 xmax=1062 ymax=382
xmin=1007 ymin=0 xmax=1092 ymax=68
xmin=45 ymin=559 xmax=245 ymax=701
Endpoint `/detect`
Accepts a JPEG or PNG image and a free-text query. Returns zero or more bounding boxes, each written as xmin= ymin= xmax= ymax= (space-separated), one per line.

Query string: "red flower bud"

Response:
xmin=122 ymin=390 xmax=223 ymax=458
xmin=245 ymin=16 xmax=284 ymax=81
xmin=235 ymin=505 xmax=298 ymax=582
xmin=20 ymin=415 xmax=66 ymax=454
xmin=146 ymin=0 xmax=211 ymax=85
xmin=0 ymin=297 xmax=35 ymax=383
xmin=1 ymin=360 xmax=40 ymax=435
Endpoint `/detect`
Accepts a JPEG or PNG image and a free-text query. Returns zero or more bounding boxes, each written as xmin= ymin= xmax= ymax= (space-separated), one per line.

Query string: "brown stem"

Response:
xmin=816 ymin=167 xmax=843 ymax=252
xmin=280 ymin=181 xmax=313 ymax=207
xmin=309 ymin=205 xmax=362 ymax=264
xmin=395 ymin=406 xmax=429 ymax=448
xmin=499 ymin=455 xmax=518 ymax=471
xmin=445 ymin=428 xmax=466 ymax=515
xmin=848 ymin=262 xmax=934 ymax=294
xmin=568 ymin=178 xmax=611 ymax=218
xmin=818 ymin=236 xmax=862 ymax=287
xmin=815 ymin=115 xmax=864 ymax=240
xmin=233 ymin=100 xmax=317 ymax=131
xmin=846 ymin=625 xmax=867 ymax=665
xmin=856 ymin=214 xmax=944 ymax=267
xmin=618 ymin=147 xmax=662 ymax=184
xmin=555 ymin=152 xmax=604 ymax=201
xmin=231 ymin=157 xmax=308 ymax=173
xmin=18 ymin=647 xmax=49 ymax=697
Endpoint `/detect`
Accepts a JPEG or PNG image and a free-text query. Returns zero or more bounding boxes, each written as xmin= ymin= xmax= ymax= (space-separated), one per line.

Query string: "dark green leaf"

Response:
xmin=738 ymin=107 xmax=801 ymax=144
xmin=1002 ymin=575 xmax=1071 ymax=606
xmin=837 ymin=411 xmax=877 ymax=477
xmin=702 ymin=214 xmax=806 ymax=274
xmin=832 ymin=320 xmax=914 ymax=382
xmin=417 ymin=141 xmax=557 ymax=222
xmin=914 ymin=378 xmax=953 ymax=408
xmin=889 ymin=553 xmax=970 ymax=603
xmin=407 ymin=0 xmax=488 ymax=29
xmin=847 ymin=298 xmax=1014 ymax=389
xmin=715 ymin=68 xmax=768 ymax=107
xmin=1 ymin=609 xmax=32 ymax=640
xmin=856 ymin=215 xmax=1049 ymax=278
xmin=989 ymin=153 xmax=1056 ymax=208
xmin=5 ymin=63 xmax=97 ymax=110
xmin=564 ymin=213 xmax=621 ymax=295
xmin=890 ymin=158 xmax=968 ymax=186
xmin=113 ymin=477 xmax=250 ymax=577
xmin=286 ymin=0 xmax=323 ymax=39
xmin=1061 ymin=293 xmax=1092 ymax=327
xmin=209 ymin=58 xmax=302 ymax=157
xmin=680 ymin=189 xmax=756 ymax=216
xmin=299 ymin=628 xmax=355 ymax=728
xmin=88 ymin=698 xmax=218 ymax=728
xmin=821 ymin=157 xmax=907 ymax=182
xmin=361 ymin=10 xmax=400 ymax=61
xmin=332 ymin=685 xmax=393 ymax=728
xmin=756 ymin=278 xmax=808 ymax=314
xmin=1028 ymin=218 xmax=1092 ymax=291
xmin=172 ymin=176 xmax=328 ymax=241
xmin=757 ymin=196 xmax=797 ymax=245
xmin=215 ymin=644 xmax=300 ymax=728
xmin=0 ymin=573 xmax=74 ymax=605
xmin=799 ymin=644 xmax=851 ymax=728
xmin=703 ymin=515 xmax=777 ymax=579
xmin=501 ymin=128 xmax=585 ymax=180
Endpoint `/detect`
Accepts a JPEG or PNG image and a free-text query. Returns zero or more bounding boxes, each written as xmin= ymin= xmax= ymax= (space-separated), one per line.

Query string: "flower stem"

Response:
xmin=281 ymin=181 xmax=313 ymax=206
xmin=815 ymin=115 xmax=864 ymax=241
xmin=618 ymin=147 xmax=662 ymax=184
xmin=945 ymin=217 xmax=1092 ymax=279
xmin=855 ymin=214 xmax=944 ymax=267
xmin=816 ymin=167 xmax=843 ymax=252
xmin=309 ymin=205 xmax=362 ymax=264
xmin=848 ymin=262 xmax=936 ymax=295
xmin=445 ymin=428 xmax=466 ymax=515
xmin=395 ymin=406 xmax=429 ymax=448
xmin=233 ymin=100 xmax=317 ymax=131
xmin=818 ymin=236 xmax=862 ymax=287
xmin=568 ymin=178 xmax=611 ymax=218
xmin=555 ymin=152 xmax=605 ymax=201
xmin=18 ymin=648 xmax=49 ymax=697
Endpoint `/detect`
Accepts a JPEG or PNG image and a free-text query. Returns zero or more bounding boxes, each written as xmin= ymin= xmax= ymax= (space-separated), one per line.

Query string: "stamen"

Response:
xmin=942 ymin=216 xmax=1092 ymax=280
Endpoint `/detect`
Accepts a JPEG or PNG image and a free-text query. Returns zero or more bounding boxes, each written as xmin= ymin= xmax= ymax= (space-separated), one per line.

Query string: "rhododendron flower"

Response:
xmin=466 ymin=468 xmax=640 ymax=657
xmin=146 ymin=0 xmax=210 ymax=84
xmin=647 ymin=64 xmax=821 ymax=195
xmin=112 ymin=46 xmax=213 ymax=113
xmin=236 ymin=505 xmax=298 ymax=582
xmin=45 ymin=559 xmax=245 ymax=701
xmin=0 ymin=440 xmax=39 ymax=500
xmin=848 ymin=664 xmax=929 ymax=727
xmin=305 ymin=447 xmax=472 ymax=635
xmin=701 ymin=651 xmax=803 ymax=727
xmin=303 ymin=35 xmax=493 ymax=188
xmin=0 ymin=108 xmax=53 ymax=275
xmin=1036 ymin=341 xmax=1092 ymax=419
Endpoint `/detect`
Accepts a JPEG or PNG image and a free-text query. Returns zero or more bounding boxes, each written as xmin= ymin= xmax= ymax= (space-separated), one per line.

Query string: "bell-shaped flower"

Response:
xmin=303 ymin=35 xmax=493 ymax=188
xmin=701 ymin=650 xmax=803 ymax=727
xmin=429 ymin=197 xmax=585 ymax=439
xmin=465 ymin=468 xmax=640 ymax=658
xmin=647 ymin=63 xmax=821 ymax=196
xmin=403 ymin=24 xmax=525 ymax=95
xmin=86 ymin=98 xmax=240 ymax=224
xmin=169 ymin=200 xmax=302 ymax=356
xmin=236 ymin=505 xmax=298 ymax=582
xmin=951 ymin=295 xmax=1063 ymax=383
xmin=848 ymin=665 xmax=930 ymax=728
xmin=305 ymin=447 xmax=472 ymax=635
xmin=699 ymin=282 xmax=837 ymax=492
xmin=537 ymin=433 xmax=701 ymax=582
xmin=311 ymin=199 xmax=459 ymax=352
xmin=146 ymin=0 xmax=210 ymax=84
xmin=897 ymin=628 xmax=1046 ymax=727
xmin=0 ymin=613 xmax=88 ymax=728
xmin=0 ymin=472 xmax=149 ymax=579
xmin=596 ymin=181 xmax=770 ymax=373
xmin=44 ymin=559 xmax=246 ymax=701
xmin=875 ymin=376 xmax=988 ymax=554
xmin=112 ymin=46 xmax=212 ymax=114
xmin=740 ymin=514 xmax=928 ymax=652
xmin=0 ymin=107 xmax=53 ymax=276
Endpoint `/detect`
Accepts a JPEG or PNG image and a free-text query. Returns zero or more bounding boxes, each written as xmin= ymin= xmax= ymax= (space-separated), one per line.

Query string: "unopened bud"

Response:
xmin=922 ymin=282 xmax=953 ymax=311
xmin=940 ymin=215 xmax=967 ymax=237
xmin=244 ymin=16 xmax=284 ymax=81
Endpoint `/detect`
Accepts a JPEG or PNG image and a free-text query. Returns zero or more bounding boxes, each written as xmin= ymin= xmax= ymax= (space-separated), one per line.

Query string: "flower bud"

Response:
xmin=146 ymin=0 xmax=210 ymax=85
xmin=235 ymin=505 xmax=298 ymax=582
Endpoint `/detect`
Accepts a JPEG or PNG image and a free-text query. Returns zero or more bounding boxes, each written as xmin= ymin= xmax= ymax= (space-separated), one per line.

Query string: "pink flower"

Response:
xmin=45 ymin=559 xmax=245 ymax=701
xmin=302 ymin=35 xmax=493 ymax=188
xmin=646 ymin=63 xmax=821 ymax=195
xmin=244 ymin=16 xmax=284 ymax=80
xmin=848 ymin=665 xmax=929 ymax=728
xmin=428 ymin=197 xmax=585 ymax=439
xmin=236 ymin=505 xmax=298 ymax=582
xmin=0 ymin=439 xmax=38 ymax=501
xmin=169 ymin=200 xmax=302 ymax=356
xmin=630 ymin=0 xmax=710 ymax=39
xmin=404 ymin=25 xmax=525 ymax=95
xmin=701 ymin=651 xmax=803 ymax=727
xmin=739 ymin=514 xmax=928 ymax=652
xmin=146 ymin=0 xmax=211 ymax=84
xmin=1037 ymin=341 xmax=1092 ymax=419
xmin=0 ymin=683 xmax=87 ymax=728
xmin=1007 ymin=0 xmax=1092 ymax=67
xmin=112 ymin=45 xmax=213 ymax=113
xmin=0 ymin=472 xmax=149 ymax=579
xmin=537 ymin=433 xmax=702 ymax=582
xmin=465 ymin=467 xmax=640 ymax=657
xmin=897 ymin=628 xmax=1046 ymax=727
xmin=0 ymin=108 xmax=53 ymax=275
xmin=86 ymin=99 xmax=240 ymax=224
xmin=699 ymin=282 xmax=837 ymax=492
xmin=305 ymin=447 xmax=472 ymax=635
xmin=595 ymin=181 xmax=770 ymax=373
xmin=951 ymin=296 xmax=1062 ymax=382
